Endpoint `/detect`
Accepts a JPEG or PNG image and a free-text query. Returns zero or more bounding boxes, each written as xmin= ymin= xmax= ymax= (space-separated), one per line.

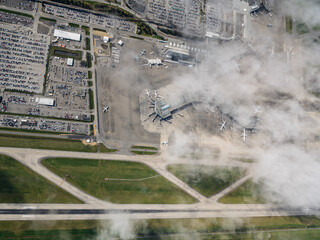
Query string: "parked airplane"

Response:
xmin=162 ymin=141 xmax=168 ymax=146
xmin=241 ymin=128 xmax=247 ymax=143
xmin=220 ymin=120 xmax=226 ymax=131
xmin=146 ymin=89 xmax=151 ymax=97
xmin=103 ymin=106 xmax=109 ymax=112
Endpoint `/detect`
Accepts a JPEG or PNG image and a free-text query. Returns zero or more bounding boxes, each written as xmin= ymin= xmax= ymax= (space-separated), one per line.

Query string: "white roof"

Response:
xmin=54 ymin=29 xmax=81 ymax=41
xmin=67 ymin=58 xmax=74 ymax=66
xmin=118 ymin=40 xmax=124 ymax=46
xmin=103 ymin=36 xmax=110 ymax=43
xmin=149 ymin=59 xmax=162 ymax=64
xmin=36 ymin=97 xmax=55 ymax=106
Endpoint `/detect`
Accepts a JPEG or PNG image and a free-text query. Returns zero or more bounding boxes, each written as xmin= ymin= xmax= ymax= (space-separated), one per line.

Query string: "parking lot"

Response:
xmin=0 ymin=25 xmax=49 ymax=93
xmin=0 ymin=114 xmax=90 ymax=134
xmin=0 ymin=10 xmax=33 ymax=27
xmin=43 ymin=4 xmax=136 ymax=33
xmin=0 ymin=0 xmax=35 ymax=11
xmin=147 ymin=0 xmax=202 ymax=34
xmin=2 ymin=92 xmax=92 ymax=122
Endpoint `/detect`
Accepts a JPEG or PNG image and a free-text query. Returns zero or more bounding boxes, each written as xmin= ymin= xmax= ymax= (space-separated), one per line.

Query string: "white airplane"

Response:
xmin=145 ymin=89 xmax=151 ymax=97
xmin=233 ymin=60 xmax=240 ymax=72
xmin=241 ymin=128 xmax=247 ymax=143
xmin=304 ymin=207 xmax=311 ymax=215
xmin=220 ymin=120 xmax=226 ymax=131
xmin=103 ymin=106 xmax=109 ymax=112
xmin=154 ymin=90 xmax=159 ymax=98
xmin=254 ymin=106 xmax=261 ymax=115
xmin=162 ymin=141 xmax=168 ymax=146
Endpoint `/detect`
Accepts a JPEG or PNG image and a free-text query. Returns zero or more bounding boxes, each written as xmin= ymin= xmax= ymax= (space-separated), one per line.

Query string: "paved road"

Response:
xmin=0 ymin=130 xmax=89 ymax=140
xmin=0 ymin=147 xmax=311 ymax=220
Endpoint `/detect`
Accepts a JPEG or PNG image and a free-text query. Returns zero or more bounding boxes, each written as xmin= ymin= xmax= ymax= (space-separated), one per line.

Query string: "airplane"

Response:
xmin=304 ymin=207 xmax=311 ymax=215
xmin=103 ymin=106 xmax=109 ymax=112
xmin=140 ymin=49 xmax=146 ymax=55
xmin=145 ymin=89 xmax=151 ymax=97
xmin=241 ymin=128 xmax=247 ymax=143
xmin=220 ymin=120 xmax=226 ymax=131
xmin=162 ymin=141 xmax=168 ymax=146
xmin=233 ymin=60 xmax=240 ymax=72
xmin=154 ymin=90 xmax=159 ymax=98
xmin=254 ymin=106 xmax=261 ymax=115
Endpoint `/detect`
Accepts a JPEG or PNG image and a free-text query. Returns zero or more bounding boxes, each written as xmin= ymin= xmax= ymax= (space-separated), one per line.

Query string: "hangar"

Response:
xmin=53 ymin=29 xmax=81 ymax=42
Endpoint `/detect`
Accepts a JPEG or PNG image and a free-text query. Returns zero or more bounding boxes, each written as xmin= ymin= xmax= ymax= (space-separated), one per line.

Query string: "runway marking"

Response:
xmin=104 ymin=175 xmax=160 ymax=181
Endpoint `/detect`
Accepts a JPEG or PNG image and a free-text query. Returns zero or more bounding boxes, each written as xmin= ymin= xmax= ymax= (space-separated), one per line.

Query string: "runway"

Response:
xmin=0 ymin=147 xmax=315 ymax=221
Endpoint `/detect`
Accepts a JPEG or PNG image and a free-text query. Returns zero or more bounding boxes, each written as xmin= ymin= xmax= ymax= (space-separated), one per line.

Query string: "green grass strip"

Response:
xmin=0 ymin=154 xmax=82 ymax=203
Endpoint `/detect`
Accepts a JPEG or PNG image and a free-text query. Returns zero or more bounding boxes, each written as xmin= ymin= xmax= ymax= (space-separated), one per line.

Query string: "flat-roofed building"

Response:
xmin=53 ymin=29 xmax=81 ymax=41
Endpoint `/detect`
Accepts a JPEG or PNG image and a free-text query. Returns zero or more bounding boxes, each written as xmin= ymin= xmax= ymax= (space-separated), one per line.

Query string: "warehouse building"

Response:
xmin=53 ymin=29 xmax=81 ymax=41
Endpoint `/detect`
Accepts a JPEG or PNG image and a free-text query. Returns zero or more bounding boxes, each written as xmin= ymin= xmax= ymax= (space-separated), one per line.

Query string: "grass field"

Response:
xmin=88 ymin=89 xmax=94 ymax=110
xmin=219 ymin=179 xmax=266 ymax=204
xmin=39 ymin=17 xmax=56 ymax=22
xmin=1 ymin=216 xmax=320 ymax=240
xmin=296 ymin=21 xmax=310 ymax=35
xmin=81 ymin=25 xmax=90 ymax=35
xmin=0 ymin=154 xmax=81 ymax=203
xmin=285 ymin=16 xmax=293 ymax=34
xmin=50 ymin=46 xmax=82 ymax=60
xmin=131 ymin=145 xmax=158 ymax=155
xmin=0 ymin=134 xmax=116 ymax=153
xmin=167 ymin=164 xmax=247 ymax=197
xmin=84 ymin=37 xmax=91 ymax=50
xmin=131 ymin=150 xmax=157 ymax=155
xmin=131 ymin=145 xmax=158 ymax=150
xmin=42 ymin=158 xmax=196 ymax=204
xmin=68 ymin=22 xmax=79 ymax=28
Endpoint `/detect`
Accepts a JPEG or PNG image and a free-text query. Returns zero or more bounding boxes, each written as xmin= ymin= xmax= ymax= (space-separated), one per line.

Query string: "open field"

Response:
xmin=1 ymin=216 xmax=320 ymax=239
xmin=42 ymin=158 xmax=196 ymax=204
xmin=285 ymin=16 xmax=293 ymax=34
xmin=0 ymin=134 xmax=116 ymax=153
xmin=167 ymin=164 xmax=247 ymax=197
xmin=131 ymin=144 xmax=158 ymax=155
xmin=131 ymin=150 xmax=158 ymax=155
xmin=0 ymin=154 xmax=81 ymax=203
xmin=131 ymin=145 xmax=158 ymax=150
xmin=81 ymin=25 xmax=90 ymax=35
xmin=296 ymin=21 xmax=310 ymax=35
xmin=39 ymin=17 xmax=56 ymax=22
xmin=219 ymin=179 xmax=266 ymax=204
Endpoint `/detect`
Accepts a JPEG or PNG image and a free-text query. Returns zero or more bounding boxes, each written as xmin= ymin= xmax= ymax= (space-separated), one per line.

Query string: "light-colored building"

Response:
xmin=67 ymin=58 xmax=74 ymax=66
xmin=53 ymin=29 xmax=81 ymax=41
xmin=36 ymin=97 xmax=55 ymax=106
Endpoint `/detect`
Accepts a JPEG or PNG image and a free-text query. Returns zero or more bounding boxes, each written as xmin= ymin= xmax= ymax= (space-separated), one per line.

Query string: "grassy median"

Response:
xmin=219 ymin=179 xmax=266 ymax=204
xmin=42 ymin=158 xmax=196 ymax=204
xmin=0 ymin=154 xmax=82 ymax=203
xmin=167 ymin=164 xmax=247 ymax=197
